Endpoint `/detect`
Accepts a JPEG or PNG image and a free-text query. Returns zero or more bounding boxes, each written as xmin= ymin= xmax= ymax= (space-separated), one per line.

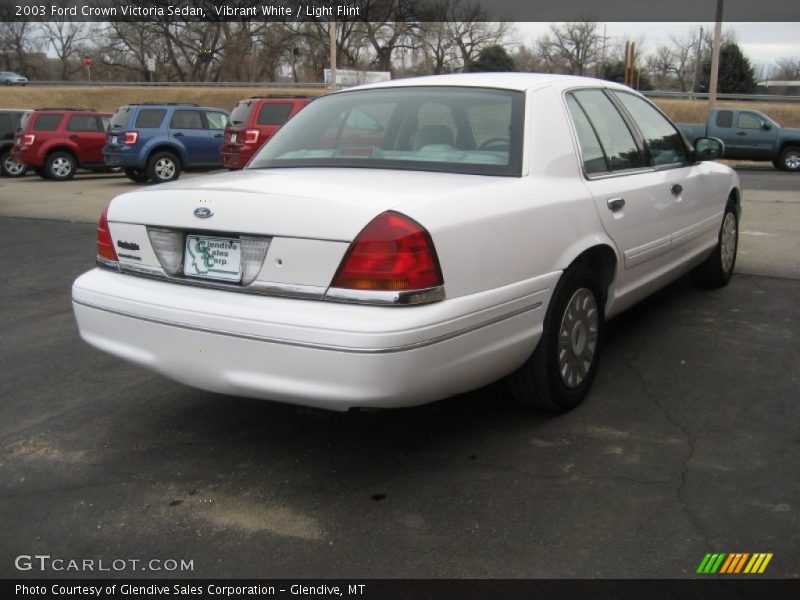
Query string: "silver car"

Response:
xmin=0 ymin=71 xmax=28 ymax=86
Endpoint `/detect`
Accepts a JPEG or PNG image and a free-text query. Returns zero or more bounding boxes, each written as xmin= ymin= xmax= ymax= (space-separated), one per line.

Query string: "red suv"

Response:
xmin=12 ymin=108 xmax=112 ymax=180
xmin=220 ymin=96 xmax=310 ymax=169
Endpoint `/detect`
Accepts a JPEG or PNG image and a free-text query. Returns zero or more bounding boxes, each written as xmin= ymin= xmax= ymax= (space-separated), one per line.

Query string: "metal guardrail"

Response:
xmin=25 ymin=80 xmax=328 ymax=88
xmin=644 ymin=91 xmax=800 ymax=103
xmin=20 ymin=81 xmax=800 ymax=101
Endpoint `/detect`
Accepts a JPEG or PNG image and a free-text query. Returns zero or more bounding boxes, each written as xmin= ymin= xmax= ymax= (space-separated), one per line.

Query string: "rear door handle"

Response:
xmin=213 ymin=133 xmax=223 ymax=138
xmin=607 ymin=197 xmax=625 ymax=211
xmin=69 ymin=134 xmax=80 ymax=141
xmin=172 ymin=132 xmax=184 ymax=137
xmin=670 ymin=184 xmax=683 ymax=196
xmin=736 ymin=132 xmax=746 ymax=136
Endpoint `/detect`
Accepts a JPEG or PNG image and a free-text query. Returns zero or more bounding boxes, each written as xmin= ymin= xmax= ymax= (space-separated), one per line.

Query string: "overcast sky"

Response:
xmin=514 ymin=22 xmax=800 ymax=74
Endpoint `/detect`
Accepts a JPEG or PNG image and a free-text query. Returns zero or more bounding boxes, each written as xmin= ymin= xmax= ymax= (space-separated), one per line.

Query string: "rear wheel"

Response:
xmin=147 ymin=151 xmax=180 ymax=183
xmin=1 ymin=151 xmax=26 ymax=177
xmin=124 ymin=167 xmax=149 ymax=183
xmin=691 ymin=204 xmax=738 ymax=288
xmin=776 ymin=146 xmax=800 ymax=172
xmin=508 ymin=262 xmax=605 ymax=412
xmin=33 ymin=167 xmax=47 ymax=179
xmin=45 ymin=151 xmax=76 ymax=181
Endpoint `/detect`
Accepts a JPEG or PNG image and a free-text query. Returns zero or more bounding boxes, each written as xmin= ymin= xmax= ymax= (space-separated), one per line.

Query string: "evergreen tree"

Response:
xmin=698 ymin=42 xmax=756 ymax=94
xmin=465 ymin=45 xmax=516 ymax=73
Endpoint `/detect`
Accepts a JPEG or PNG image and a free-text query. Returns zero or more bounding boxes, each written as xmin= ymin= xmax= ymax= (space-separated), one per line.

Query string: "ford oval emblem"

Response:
xmin=194 ymin=207 xmax=214 ymax=219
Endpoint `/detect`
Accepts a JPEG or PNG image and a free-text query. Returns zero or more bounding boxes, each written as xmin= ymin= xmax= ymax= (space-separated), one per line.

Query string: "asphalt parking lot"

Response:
xmin=0 ymin=168 xmax=798 ymax=578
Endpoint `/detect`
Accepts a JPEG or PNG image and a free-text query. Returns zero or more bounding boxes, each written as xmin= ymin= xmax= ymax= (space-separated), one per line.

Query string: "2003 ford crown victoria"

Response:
xmin=72 ymin=74 xmax=740 ymax=412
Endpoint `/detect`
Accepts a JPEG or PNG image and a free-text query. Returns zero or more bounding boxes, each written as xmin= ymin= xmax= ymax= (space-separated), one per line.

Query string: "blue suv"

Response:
xmin=104 ymin=103 xmax=230 ymax=183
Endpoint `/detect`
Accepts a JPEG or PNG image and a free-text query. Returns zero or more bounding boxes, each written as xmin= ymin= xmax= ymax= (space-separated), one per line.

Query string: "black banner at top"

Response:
xmin=1 ymin=0 xmax=799 ymax=22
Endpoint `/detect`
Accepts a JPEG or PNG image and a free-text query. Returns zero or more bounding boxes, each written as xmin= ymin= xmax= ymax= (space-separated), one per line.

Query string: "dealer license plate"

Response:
xmin=184 ymin=235 xmax=242 ymax=282
xmin=230 ymin=133 xmax=237 ymax=143
xmin=110 ymin=135 xmax=117 ymax=144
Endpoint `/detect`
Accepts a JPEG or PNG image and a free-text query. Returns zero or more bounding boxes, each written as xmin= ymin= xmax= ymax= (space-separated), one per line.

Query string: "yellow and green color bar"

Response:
xmin=697 ymin=553 xmax=773 ymax=574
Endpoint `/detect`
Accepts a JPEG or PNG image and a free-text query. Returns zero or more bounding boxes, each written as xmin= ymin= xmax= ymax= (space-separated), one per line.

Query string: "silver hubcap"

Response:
xmin=155 ymin=158 xmax=176 ymax=180
xmin=51 ymin=157 xmax=72 ymax=177
xmin=4 ymin=156 xmax=24 ymax=175
xmin=720 ymin=212 xmax=737 ymax=273
xmin=558 ymin=288 xmax=599 ymax=389
xmin=785 ymin=151 xmax=800 ymax=170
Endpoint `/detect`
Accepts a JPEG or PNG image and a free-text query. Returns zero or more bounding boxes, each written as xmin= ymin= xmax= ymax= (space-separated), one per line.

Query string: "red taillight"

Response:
xmin=124 ymin=131 xmax=138 ymax=145
xmin=331 ymin=211 xmax=443 ymax=291
xmin=97 ymin=202 xmax=118 ymax=264
xmin=244 ymin=129 xmax=259 ymax=144
xmin=22 ymin=134 xmax=35 ymax=146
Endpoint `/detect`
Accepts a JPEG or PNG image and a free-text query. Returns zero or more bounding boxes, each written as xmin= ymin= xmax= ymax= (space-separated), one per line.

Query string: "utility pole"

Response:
xmin=709 ymin=0 xmax=724 ymax=107
xmin=329 ymin=21 xmax=337 ymax=90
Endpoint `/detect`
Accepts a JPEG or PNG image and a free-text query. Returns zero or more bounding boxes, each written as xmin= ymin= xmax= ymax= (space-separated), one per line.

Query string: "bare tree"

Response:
xmin=769 ymin=57 xmax=800 ymax=80
xmin=536 ymin=21 xmax=601 ymax=76
xmin=0 ymin=21 xmax=46 ymax=76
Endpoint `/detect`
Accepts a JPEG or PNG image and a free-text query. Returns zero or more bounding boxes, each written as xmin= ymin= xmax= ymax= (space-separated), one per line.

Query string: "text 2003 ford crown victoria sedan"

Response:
xmin=72 ymin=74 xmax=739 ymax=412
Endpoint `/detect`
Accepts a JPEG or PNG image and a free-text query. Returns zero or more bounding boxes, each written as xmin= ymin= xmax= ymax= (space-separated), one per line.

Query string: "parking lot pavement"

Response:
xmin=0 ymin=170 xmax=799 ymax=578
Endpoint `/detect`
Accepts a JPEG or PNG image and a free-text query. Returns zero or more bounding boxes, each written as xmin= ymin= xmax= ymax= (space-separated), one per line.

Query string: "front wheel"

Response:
xmin=507 ymin=262 xmax=605 ymax=412
xmin=776 ymin=146 xmax=800 ymax=172
xmin=147 ymin=151 xmax=180 ymax=183
xmin=1 ymin=152 xmax=27 ymax=177
xmin=691 ymin=204 xmax=738 ymax=288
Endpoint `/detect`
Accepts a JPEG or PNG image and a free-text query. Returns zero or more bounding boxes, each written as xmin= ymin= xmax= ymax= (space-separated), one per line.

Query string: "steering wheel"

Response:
xmin=478 ymin=137 xmax=510 ymax=150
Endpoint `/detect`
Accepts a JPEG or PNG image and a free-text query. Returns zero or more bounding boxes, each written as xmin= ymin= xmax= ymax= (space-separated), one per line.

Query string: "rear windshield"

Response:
xmin=109 ymin=107 xmax=131 ymax=130
xmin=257 ymin=103 xmax=293 ymax=125
xmin=33 ymin=114 xmax=63 ymax=131
xmin=135 ymin=109 xmax=166 ymax=128
xmin=229 ymin=101 xmax=253 ymax=126
xmin=248 ymin=87 xmax=525 ymax=177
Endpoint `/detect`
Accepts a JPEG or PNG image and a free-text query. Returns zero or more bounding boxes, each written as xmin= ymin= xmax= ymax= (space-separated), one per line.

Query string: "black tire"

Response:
xmin=124 ymin=167 xmax=149 ymax=183
xmin=507 ymin=262 xmax=605 ymax=412
xmin=146 ymin=151 xmax=180 ymax=183
xmin=691 ymin=203 xmax=738 ymax=288
xmin=45 ymin=150 xmax=77 ymax=181
xmin=776 ymin=146 xmax=800 ymax=172
xmin=33 ymin=167 xmax=47 ymax=179
xmin=1 ymin=151 xmax=27 ymax=177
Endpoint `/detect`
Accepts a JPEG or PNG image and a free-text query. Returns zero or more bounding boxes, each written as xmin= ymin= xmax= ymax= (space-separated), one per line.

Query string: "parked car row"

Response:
xmin=2 ymin=96 xmax=310 ymax=183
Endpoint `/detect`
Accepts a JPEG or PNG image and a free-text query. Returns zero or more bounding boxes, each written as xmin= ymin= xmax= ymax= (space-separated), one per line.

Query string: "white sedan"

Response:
xmin=72 ymin=73 xmax=739 ymax=412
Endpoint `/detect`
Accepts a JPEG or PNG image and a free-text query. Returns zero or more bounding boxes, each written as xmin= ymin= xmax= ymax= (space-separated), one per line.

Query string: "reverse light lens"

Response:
xmin=240 ymin=236 xmax=271 ymax=285
xmin=22 ymin=134 xmax=35 ymax=146
xmin=96 ymin=202 xmax=118 ymax=264
xmin=124 ymin=131 xmax=138 ymax=145
xmin=244 ymin=129 xmax=259 ymax=144
xmin=332 ymin=211 xmax=443 ymax=291
xmin=147 ymin=228 xmax=184 ymax=275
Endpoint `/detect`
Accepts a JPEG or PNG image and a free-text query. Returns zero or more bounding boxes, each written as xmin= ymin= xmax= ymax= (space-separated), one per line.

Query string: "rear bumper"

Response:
xmin=220 ymin=145 xmax=256 ymax=169
xmin=10 ymin=147 xmax=43 ymax=167
xmin=72 ymin=268 xmax=555 ymax=410
xmin=103 ymin=150 xmax=140 ymax=168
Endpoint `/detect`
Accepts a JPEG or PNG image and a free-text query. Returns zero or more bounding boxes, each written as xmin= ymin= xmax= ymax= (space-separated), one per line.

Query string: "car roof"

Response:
xmin=344 ymin=72 xmax=633 ymax=94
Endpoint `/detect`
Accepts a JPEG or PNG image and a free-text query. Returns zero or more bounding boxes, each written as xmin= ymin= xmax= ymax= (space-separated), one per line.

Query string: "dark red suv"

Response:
xmin=11 ymin=108 xmax=112 ymax=180
xmin=221 ymin=96 xmax=310 ymax=169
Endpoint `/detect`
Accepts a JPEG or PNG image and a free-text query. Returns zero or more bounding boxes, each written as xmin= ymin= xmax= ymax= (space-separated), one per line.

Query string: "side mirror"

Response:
xmin=694 ymin=137 xmax=724 ymax=161
xmin=761 ymin=122 xmax=772 ymax=131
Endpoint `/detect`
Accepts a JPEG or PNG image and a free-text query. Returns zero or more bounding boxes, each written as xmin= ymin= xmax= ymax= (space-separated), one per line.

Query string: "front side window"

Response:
xmin=248 ymin=87 xmax=525 ymax=177
xmin=33 ymin=114 xmax=63 ymax=131
xmin=570 ymin=90 xmax=644 ymax=172
xmin=170 ymin=110 xmax=203 ymax=129
xmin=737 ymin=112 xmax=765 ymax=129
xmin=613 ymin=91 xmax=689 ymax=167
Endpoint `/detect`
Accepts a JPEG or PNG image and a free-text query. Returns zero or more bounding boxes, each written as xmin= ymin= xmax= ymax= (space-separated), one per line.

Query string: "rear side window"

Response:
xmin=170 ymin=110 xmax=203 ymax=129
xmin=110 ymin=107 xmax=131 ymax=130
xmin=570 ymin=90 xmax=644 ymax=172
xmin=0 ymin=114 xmax=11 ymax=135
xmin=33 ymin=114 xmax=63 ymax=131
xmin=257 ymin=103 xmax=293 ymax=126
xmin=613 ymin=92 xmax=688 ymax=167
xmin=18 ymin=112 xmax=30 ymax=131
xmin=229 ymin=101 xmax=253 ymax=126
xmin=566 ymin=95 xmax=607 ymax=174
xmin=135 ymin=109 xmax=166 ymax=128
xmin=205 ymin=111 xmax=228 ymax=130
xmin=715 ymin=110 xmax=733 ymax=128
xmin=67 ymin=115 xmax=100 ymax=132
